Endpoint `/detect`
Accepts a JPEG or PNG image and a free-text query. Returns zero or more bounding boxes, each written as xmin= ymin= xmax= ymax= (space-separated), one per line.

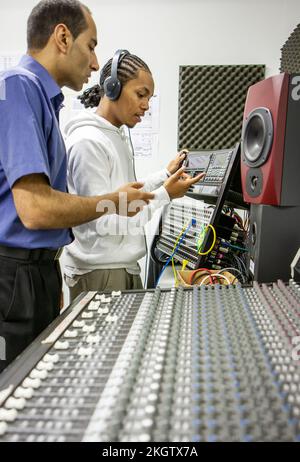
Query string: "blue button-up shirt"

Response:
xmin=0 ymin=55 xmax=73 ymax=249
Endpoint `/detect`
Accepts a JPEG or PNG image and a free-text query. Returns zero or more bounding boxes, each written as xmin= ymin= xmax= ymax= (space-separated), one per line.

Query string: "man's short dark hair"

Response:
xmin=27 ymin=0 xmax=91 ymax=50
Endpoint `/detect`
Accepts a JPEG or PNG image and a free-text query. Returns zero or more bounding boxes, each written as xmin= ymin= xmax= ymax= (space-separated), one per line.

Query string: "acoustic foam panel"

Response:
xmin=280 ymin=23 xmax=300 ymax=73
xmin=178 ymin=65 xmax=265 ymax=151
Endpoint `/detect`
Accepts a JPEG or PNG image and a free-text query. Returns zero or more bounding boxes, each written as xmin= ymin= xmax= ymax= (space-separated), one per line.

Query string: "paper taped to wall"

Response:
xmin=130 ymin=94 xmax=160 ymax=159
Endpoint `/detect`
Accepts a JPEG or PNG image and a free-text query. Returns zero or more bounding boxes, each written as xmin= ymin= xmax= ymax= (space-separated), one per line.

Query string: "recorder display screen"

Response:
xmin=187 ymin=153 xmax=211 ymax=170
xmin=213 ymin=153 xmax=228 ymax=168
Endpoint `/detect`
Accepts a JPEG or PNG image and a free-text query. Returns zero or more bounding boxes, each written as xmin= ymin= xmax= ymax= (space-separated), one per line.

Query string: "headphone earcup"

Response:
xmin=103 ymin=76 xmax=122 ymax=101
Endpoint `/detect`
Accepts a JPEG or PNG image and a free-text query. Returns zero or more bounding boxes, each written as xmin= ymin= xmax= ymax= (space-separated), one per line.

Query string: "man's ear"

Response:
xmin=53 ymin=23 xmax=73 ymax=54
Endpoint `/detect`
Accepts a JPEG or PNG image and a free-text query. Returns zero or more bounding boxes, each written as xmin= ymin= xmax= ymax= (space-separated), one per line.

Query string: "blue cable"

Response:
xmin=156 ymin=218 xmax=196 ymax=287
xmin=221 ymin=241 xmax=248 ymax=252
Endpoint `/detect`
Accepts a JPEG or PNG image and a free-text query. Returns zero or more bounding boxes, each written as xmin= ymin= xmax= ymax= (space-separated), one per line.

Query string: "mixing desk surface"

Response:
xmin=0 ymin=281 xmax=300 ymax=442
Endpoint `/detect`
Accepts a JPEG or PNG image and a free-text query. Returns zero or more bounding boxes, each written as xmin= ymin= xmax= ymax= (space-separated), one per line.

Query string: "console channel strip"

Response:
xmin=0 ymin=281 xmax=300 ymax=442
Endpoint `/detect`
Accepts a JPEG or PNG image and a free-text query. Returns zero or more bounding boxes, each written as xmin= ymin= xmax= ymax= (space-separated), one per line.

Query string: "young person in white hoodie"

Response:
xmin=64 ymin=50 xmax=204 ymax=300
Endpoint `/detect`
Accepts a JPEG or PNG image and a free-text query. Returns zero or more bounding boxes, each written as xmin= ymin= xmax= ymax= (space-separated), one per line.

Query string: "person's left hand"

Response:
xmin=166 ymin=149 xmax=188 ymax=175
xmin=163 ymin=167 xmax=205 ymax=199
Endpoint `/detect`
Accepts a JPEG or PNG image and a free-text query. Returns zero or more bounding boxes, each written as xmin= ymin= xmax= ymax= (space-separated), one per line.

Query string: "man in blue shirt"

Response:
xmin=0 ymin=0 xmax=157 ymax=372
xmin=0 ymin=0 xmax=198 ymax=372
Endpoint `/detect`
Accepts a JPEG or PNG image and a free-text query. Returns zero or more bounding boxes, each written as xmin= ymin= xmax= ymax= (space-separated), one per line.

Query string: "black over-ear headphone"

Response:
xmin=100 ymin=49 xmax=130 ymax=101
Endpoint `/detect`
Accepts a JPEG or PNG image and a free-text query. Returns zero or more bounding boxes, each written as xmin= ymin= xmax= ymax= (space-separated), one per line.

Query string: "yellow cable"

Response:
xmin=172 ymin=223 xmax=189 ymax=252
xmin=172 ymin=257 xmax=178 ymax=286
xmin=198 ymin=224 xmax=217 ymax=256
xmin=182 ymin=259 xmax=188 ymax=271
xmin=171 ymin=221 xmax=190 ymax=285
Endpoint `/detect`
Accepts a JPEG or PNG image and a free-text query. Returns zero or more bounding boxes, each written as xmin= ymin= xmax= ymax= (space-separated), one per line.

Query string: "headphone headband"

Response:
xmin=100 ymin=49 xmax=130 ymax=101
xmin=111 ymin=49 xmax=129 ymax=84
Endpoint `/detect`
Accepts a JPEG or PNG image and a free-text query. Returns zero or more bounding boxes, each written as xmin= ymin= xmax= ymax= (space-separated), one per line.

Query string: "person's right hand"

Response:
xmin=116 ymin=182 xmax=155 ymax=216
xmin=163 ymin=167 xmax=205 ymax=199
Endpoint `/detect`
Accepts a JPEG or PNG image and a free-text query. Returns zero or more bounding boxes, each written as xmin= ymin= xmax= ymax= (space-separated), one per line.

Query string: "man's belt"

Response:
xmin=0 ymin=245 xmax=63 ymax=261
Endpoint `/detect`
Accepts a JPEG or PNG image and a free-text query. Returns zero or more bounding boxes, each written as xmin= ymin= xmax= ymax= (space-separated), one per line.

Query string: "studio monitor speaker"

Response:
xmin=241 ymin=73 xmax=300 ymax=205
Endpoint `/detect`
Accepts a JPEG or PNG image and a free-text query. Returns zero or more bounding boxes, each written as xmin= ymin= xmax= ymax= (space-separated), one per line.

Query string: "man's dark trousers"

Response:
xmin=0 ymin=253 xmax=61 ymax=373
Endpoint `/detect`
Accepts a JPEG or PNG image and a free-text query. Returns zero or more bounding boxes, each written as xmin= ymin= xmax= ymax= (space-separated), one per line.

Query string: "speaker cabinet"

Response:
xmin=248 ymin=204 xmax=300 ymax=282
xmin=241 ymin=73 xmax=300 ymax=205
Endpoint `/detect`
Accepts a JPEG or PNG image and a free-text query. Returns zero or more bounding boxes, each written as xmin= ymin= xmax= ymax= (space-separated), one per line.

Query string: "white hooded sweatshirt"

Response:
xmin=63 ymin=111 xmax=170 ymax=277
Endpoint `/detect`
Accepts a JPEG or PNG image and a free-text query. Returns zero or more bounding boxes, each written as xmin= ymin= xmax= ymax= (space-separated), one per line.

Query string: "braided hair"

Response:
xmin=78 ymin=53 xmax=151 ymax=108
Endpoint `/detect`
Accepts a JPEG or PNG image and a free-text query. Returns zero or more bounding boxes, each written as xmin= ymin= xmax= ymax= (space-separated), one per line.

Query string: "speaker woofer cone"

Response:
xmin=245 ymin=114 xmax=266 ymax=162
xmin=242 ymin=107 xmax=273 ymax=168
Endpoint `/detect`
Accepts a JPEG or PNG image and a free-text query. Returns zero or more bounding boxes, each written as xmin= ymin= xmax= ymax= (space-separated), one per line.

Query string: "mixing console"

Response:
xmin=0 ymin=281 xmax=300 ymax=442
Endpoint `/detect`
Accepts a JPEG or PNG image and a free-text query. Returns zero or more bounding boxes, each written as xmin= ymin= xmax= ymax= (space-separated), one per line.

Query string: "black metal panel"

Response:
xmin=281 ymin=74 xmax=300 ymax=205
xmin=248 ymin=204 xmax=300 ymax=282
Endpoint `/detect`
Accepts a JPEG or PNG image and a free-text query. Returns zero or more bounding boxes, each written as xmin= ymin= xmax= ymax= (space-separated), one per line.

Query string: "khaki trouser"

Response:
xmin=65 ymin=268 xmax=143 ymax=303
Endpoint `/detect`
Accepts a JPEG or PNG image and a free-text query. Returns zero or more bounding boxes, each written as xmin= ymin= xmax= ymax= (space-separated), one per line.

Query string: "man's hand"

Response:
xmin=116 ymin=182 xmax=155 ymax=216
xmin=167 ymin=149 xmax=189 ymax=175
xmin=164 ymin=167 xmax=205 ymax=199
xmin=12 ymin=174 xmax=154 ymax=229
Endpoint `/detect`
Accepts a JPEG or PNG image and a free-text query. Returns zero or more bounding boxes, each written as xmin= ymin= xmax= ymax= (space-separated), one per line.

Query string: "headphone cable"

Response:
xmin=128 ymin=128 xmax=149 ymax=288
